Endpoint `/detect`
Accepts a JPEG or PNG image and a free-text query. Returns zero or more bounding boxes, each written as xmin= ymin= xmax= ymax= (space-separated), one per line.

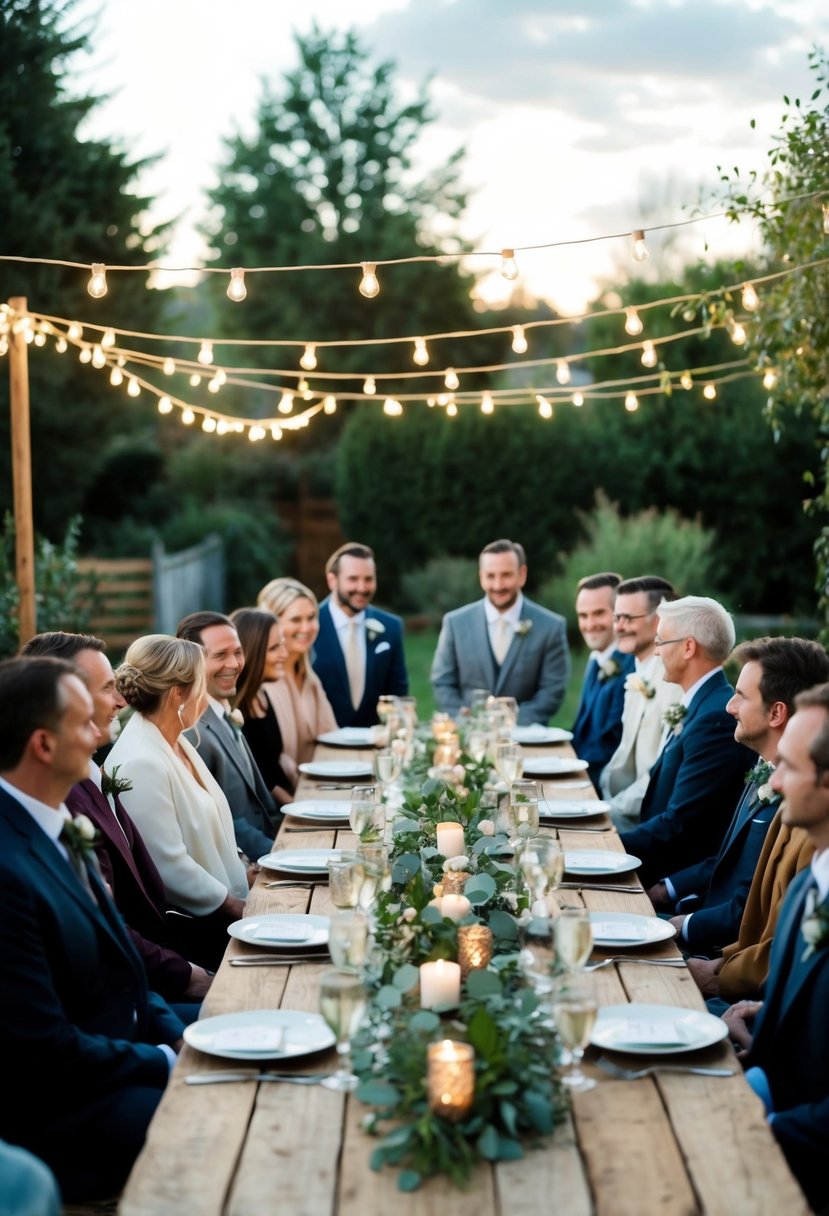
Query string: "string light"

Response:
xmin=446 ymin=401 xmax=458 ymax=417
xmin=511 ymin=326 xmax=528 ymax=354
xmin=298 ymin=378 xmax=313 ymax=400
xmin=78 ymin=346 xmax=92 ymax=364
xmin=680 ymin=371 xmax=693 ymax=390
xmin=189 ymin=373 xmax=202 ymax=387
xmin=323 ymin=395 xmax=337 ymax=414
xmin=624 ymin=391 xmax=639 ymax=412
xmin=536 ymin=394 xmax=553 ymax=419
xmin=500 ymin=249 xmax=519 ymax=281
xmin=383 ymin=398 xmax=403 ymax=416
xmin=158 ymin=396 xmax=173 ymax=414
xmin=363 ymin=376 xmax=376 ymax=396
xmin=197 ymin=341 xmax=213 ymax=365
xmin=271 ymin=424 xmax=282 ymax=440
xmin=278 ymin=391 xmax=295 ymax=414
xmin=359 ymin=262 xmax=380 ymax=298
xmin=55 ymin=335 xmax=68 ymax=354
xmin=33 ymin=330 xmax=46 ymax=347
xmin=202 ymin=417 xmax=217 ymax=432
xmin=87 ymin=264 xmax=108 ymax=298
xmin=703 ymin=383 xmax=717 ymax=400
xmin=207 ymin=375 xmax=222 ymax=393
xmin=181 ymin=409 xmax=195 ymax=425
xmin=101 ymin=328 xmax=116 ymax=348
xmin=572 ymin=392 xmax=584 ymax=407
xmin=162 ymin=357 xmax=176 ymax=376
xmin=67 ymin=322 xmax=82 ymax=341
xmin=741 ymin=283 xmax=760 ymax=311
xmin=227 ymin=267 xmax=247 ymax=302
xmin=300 ymin=343 xmax=317 ymax=371
xmin=624 ymin=307 xmax=644 ymax=336
xmin=555 ymin=360 xmax=571 ymax=385
xmin=728 ymin=320 xmax=747 ymax=346
xmin=481 ymin=391 xmax=494 ymax=414
xmin=641 ymin=341 xmax=657 ymax=368
xmin=631 ymin=230 xmax=649 ymax=263
xmin=91 ymin=344 xmax=106 ymax=369
xmin=413 ymin=338 xmax=429 ymax=366
xmin=127 ymin=377 xmax=141 ymax=397
xmin=444 ymin=368 xmax=460 ymax=390
xmin=762 ymin=368 xmax=778 ymax=390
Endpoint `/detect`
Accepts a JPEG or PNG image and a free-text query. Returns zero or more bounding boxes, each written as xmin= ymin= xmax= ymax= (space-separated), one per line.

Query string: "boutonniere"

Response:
xmin=746 ymin=759 xmax=778 ymax=804
xmin=515 ymin=619 xmax=533 ymax=638
xmin=801 ymin=889 xmax=829 ymax=960
xmin=663 ymin=703 xmax=687 ymax=734
xmin=625 ymin=672 xmax=655 ymax=698
xmin=597 ymin=656 xmax=621 ymax=682
xmin=101 ymin=765 xmax=133 ymax=798
xmin=365 ymin=618 xmax=385 ymax=643
xmin=224 ymin=708 xmax=244 ymax=733
xmin=61 ymin=813 xmax=99 ymax=859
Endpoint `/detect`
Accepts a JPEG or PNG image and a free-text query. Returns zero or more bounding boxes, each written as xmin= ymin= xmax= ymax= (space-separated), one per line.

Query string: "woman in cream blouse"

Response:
xmin=109 ymin=635 xmax=250 ymax=969
xmin=257 ymin=578 xmax=337 ymax=781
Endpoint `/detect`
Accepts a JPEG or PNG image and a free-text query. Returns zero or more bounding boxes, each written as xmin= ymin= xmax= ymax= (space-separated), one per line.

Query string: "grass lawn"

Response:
xmin=403 ymin=624 xmax=588 ymax=726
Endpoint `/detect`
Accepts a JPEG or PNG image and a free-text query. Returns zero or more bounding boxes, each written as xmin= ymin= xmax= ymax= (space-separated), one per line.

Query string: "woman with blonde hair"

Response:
xmin=229 ymin=607 xmax=294 ymax=805
xmin=257 ymin=578 xmax=337 ymax=779
xmin=108 ymin=635 xmax=250 ymax=969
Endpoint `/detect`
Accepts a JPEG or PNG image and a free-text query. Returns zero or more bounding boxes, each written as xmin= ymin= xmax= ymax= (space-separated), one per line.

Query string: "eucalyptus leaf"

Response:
xmin=376 ymin=984 xmax=403 ymax=1010
xmin=499 ymin=1099 xmax=519 ymax=1138
xmin=408 ymin=1010 xmax=441 ymax=1033
xmin=464 ymin=873 xmax=497 ymax=904
xmin=497 ymin=1135 xmax=525 ymax=1161
xmin=393 ymin=963 xmax=420 ymax=992
xmin=357 ymin=1080 xmax=401 ymax=1107
xmin=524 ymin=1090 xmax=555 ymax=1133
xmin=487 ymin=909 xmax=519 ymax=941
xmin=420 ymin=905 xmax=444 ymax=926
xmin=478 ymin=1124 xmax=501 ymax=1160
xmin=465 ymin=969 xmax=502 ymax=998
xmin=466 ymin=1006 xmax=499 ymax=1057
xmin=397 ymin=1170 xmax=422 ymax=1192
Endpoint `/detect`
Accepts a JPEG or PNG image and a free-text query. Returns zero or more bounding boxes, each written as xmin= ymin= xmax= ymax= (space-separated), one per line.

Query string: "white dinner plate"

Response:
xmin=591 ymin=1003 xmax=729 ymax=1055
xmin=228 ymin=913 xmax=330 ymax=949
xmin=298 ymin=760 xmax=374 ymax=780
xmin=184 ymin=1009 xmax=336 ymax=1061
xmin=284 ymin=800 xmax=352 ymax=823
xmin=257 ymin=849 xmax=340 ymax=875
xmin=564 ymin=849 xmax=642 ymax=876
xmin=317 ymin=728 xmax=377 ymax=748
xmin=522 ymin=756 xmax=590 ymax=776
xmin=589 ymin=912 xmax=676 ymax=948
xmin=511 ymin=726 xmax=574 ymax=745
xmin=540 ymin=799 xmax=609 ymax=820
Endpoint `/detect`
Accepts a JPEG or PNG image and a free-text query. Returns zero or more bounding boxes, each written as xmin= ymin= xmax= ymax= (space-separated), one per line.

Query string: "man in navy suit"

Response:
xmin=722 ymin=683 xmax=829 ymax=1212
xmin=431 ymin=539 xmax=570 ymax=725
xmin=620 ymin=596 xmax=754 ymax=886
xmin=570 ymin=572 xmax=633 ymax=788
xmin=0 ymin=657 xmax=184 ymax=1201
xmin=651 ymin=637 xmax=829 ymax=961
xmin=313 ymin=542 xmax=408 ymax=727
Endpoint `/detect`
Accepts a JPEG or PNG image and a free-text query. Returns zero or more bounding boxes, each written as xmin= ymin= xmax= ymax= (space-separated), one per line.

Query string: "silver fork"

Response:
xmin=596 ymin=1057 xmax=735 ymax=1080
xmin=585 ymin=957 xmax=687 ymax=970
xmin=185 ymin=1072 xmax=329 ymax=1086
xmin=263 ymin=880 xmax=318 ymax=889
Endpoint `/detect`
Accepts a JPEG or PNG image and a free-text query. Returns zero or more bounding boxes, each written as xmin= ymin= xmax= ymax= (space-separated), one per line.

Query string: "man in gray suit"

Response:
xmin=430 ymin=539 xmax=570 ymax=725
xmin=176 ymin=612 xmax=281 ymax=859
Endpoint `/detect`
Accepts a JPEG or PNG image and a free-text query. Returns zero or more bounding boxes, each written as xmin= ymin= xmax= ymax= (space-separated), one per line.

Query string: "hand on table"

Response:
xmin=722 ymin=999 xmax=763 ymax=1058
xmin=647 ymin=881 xmax=673 ymax=911
xmin=685 ymin=955 xmax=722 ymax=997
xmin=184 ymin=965 xmax=213 ymax=1000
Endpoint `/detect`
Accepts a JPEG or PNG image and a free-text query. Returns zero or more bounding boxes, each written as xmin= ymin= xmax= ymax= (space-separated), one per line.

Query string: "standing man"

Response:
xmin=176 ymin=611 xmax=282 ymax=855
xmin=619 ymin=595 xmax=754 ymax=885
xmin=600 ymin=575 xmax=680 ymax=829
xmin=0 ymin=657 xmax=183 ymax=1201
xmin=431 ymin=539 xmax=570 ymax=725
xmin=313 ymin=542 xmax=408 ymax=728
xmin=570 ymin=573 xmax=634 ymax=788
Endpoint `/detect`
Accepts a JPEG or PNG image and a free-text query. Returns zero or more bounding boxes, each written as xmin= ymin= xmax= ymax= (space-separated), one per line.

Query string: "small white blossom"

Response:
xmin=401 ymin=906 xmax=417 ymax=923
xmin=442 ymin=854 xmax=470 ymax=873
xmin=477 ymin=819 xmax=495 ymax=836
xmin=502 ymin=891 xmax=519 ymax=910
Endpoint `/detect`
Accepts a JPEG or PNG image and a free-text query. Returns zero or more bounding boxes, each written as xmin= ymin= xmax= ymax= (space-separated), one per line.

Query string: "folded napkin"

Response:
xmin=592 ymin=921 xmax=648 ymax=942
xmin=566 ymin=851 xmax=620 ymax=872
xmin=614 ymin=1020 xmax=690 ymax=1048
xmin=213 ymin=1026 xmax=284 ymax=1052
xmin=253 ymin=921 xmax=313 ymax=943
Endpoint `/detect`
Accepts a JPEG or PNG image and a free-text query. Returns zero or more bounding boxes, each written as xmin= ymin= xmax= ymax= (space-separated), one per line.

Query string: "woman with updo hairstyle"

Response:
xmin=257 ymin=578 xmax=337 ymax=778
xmin=229 ymin=607 xmax=294 ymax=805
xmin=108 ymin=634 xmax=250 ymax=970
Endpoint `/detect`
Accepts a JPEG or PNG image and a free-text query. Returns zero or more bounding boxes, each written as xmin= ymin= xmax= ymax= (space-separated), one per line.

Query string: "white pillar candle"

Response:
xmin=440 ymin=894 xmax=471 ymax=923
xmin=420 ymin=959 xmax=461 ymax=1008
xmin=436 ymin=822 xmax=465 ymax=858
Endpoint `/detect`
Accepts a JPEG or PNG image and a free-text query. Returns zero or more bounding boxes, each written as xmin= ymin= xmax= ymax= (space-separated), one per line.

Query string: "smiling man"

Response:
xmin=431 ymin=538 xmax=570 ymax=725
xmin=571 ymin=572 xmax=633 ymax=788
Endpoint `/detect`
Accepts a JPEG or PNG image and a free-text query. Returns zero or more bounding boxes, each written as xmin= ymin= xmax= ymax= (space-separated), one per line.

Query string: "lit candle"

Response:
xmin=440 ymin=894 xmax=471 ymax=923
xmin=419 ymin=960 xmax=461 ymax=1008
xmin=427 ymin=1040 xmax=475 ymax=1121
xmin=457 ymin=924 xmax=494 ymax=978
xmin=436 ymin=822 xmax=465 ymax=858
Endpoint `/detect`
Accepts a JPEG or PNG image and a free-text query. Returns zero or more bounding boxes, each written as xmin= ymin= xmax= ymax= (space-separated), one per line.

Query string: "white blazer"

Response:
xmin=108 ymin=712 xmax=249 ymax=915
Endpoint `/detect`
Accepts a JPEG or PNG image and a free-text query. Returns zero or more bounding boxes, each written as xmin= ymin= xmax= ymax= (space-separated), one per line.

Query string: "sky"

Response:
xmin=73 ymin=0 xmax=829 ymax=313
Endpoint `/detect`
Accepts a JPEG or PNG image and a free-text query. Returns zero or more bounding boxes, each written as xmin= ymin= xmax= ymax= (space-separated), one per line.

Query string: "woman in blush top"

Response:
xmin=230 ymin=607 xmax=294 ymax=806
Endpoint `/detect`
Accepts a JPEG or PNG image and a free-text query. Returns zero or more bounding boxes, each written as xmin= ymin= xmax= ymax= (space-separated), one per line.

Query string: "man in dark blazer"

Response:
xmin=177 ymin=611 xmax=282 ymax=856
xmin=723 ymin=684 xmax=829 ymax=1213
xmin=20 ymin=631 xmax=211 ymax=1006
xmin=0 ymin=656 xmax=183 ymax=1201
xmin=313 ymin=542 xmax=408 ymax=728
xmin=658 ymin=637 xmax=829 ymax=957
xmin=570 ymin=572 xmax=633 ymax=788
xmin=620 ymin=595 xmax=754 ymax=886
xmin=431 ymin=539 xmax=570 ymax=725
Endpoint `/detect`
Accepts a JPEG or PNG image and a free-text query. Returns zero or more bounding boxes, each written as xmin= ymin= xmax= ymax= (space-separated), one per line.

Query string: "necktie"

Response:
xmin=492 ymin=617 xmax=511 ymax=665
xmin=345 ymin=619 xmax=364 ymax=709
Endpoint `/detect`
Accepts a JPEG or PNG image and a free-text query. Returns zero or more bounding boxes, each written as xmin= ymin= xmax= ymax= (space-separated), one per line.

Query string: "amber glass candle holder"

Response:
xmin=427 ymin=1040 xmax=475 ymax=1121
xmin=457 ymin=924 xmax=493 ymax=979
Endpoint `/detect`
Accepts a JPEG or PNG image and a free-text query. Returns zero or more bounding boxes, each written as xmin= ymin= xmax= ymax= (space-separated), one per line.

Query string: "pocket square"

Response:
xmin=374 ymin=641 xmax=390 ymax=654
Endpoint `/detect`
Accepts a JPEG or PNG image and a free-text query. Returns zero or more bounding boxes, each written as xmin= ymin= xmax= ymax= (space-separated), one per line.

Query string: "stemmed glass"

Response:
xmin=494 ymin=741 xmax=523 ymax=786
xmin=508 ymin=779 xmax=540 ymax=840
xmin=374 ymin=747 xmax=402 ymax=799
xmin=318 ymin=967 xmax=369 ymax=1092
xmin=517 ymin=835 xmax=564 ymax=905
xmin=349 ymin=785 xmax=385 ymax=843
xmin=554 ymin=907 xmax=593 ymax=972
xmin=488 ymin=695 xmax=518 ymax=734
xmin=518 ymin=914 xmax=556 ymax=996
xmin=550 ymin=972 xmax=598 ymax=1091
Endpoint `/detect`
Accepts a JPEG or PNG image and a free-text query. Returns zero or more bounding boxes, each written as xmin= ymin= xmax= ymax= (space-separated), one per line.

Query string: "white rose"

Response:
xmin=401 ymin=906 xmax=417 ymax=923
xmin=477 ymin=819 xmax=495 ymax=836
xmin=502 ymin=891 xmax=518 ymax=910
xmin=74 ymin=814 xmax=96 ymax=842
xmin=442 ymin=854 xmax=470 ymax=873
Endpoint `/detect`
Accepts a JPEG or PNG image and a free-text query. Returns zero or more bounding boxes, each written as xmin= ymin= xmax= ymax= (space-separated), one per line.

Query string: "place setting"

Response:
xmin=227 ymin=912 xmax=332 ymax=967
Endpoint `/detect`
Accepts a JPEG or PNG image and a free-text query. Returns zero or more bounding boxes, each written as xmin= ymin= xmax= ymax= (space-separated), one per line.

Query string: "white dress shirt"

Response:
xmin=484 ymin=593 xmax=524 ymax=663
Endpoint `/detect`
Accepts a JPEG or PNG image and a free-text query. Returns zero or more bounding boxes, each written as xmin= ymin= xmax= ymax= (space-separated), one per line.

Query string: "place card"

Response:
xmin=615 ymin=1021 xmax=690 ymax=1047
xmin=592 ymin=921 xmax=648 ymax=942
xmin=212 ymin=1026 xmax=284 ymax=1052
xmin=253 ymin=921 xmax=313 ymax=942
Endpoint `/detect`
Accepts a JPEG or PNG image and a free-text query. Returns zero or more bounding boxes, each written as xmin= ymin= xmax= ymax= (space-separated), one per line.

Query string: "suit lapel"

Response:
xmin=777 ymin=880 xmax=826 ymax=1023
xmin=204 ymin=706 xmax=256 ymax=785
xmin=718 ymin=782 xmax=759 ymax=857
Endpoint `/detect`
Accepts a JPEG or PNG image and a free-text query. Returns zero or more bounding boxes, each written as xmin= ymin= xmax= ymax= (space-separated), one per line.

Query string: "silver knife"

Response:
xmin=230 ymin=954 xmax=331 ymax=966
xmin=558 ymin=882 xmax=644 ymax=893
xmin=185 ymin=1072 xmax=327 ymax=1085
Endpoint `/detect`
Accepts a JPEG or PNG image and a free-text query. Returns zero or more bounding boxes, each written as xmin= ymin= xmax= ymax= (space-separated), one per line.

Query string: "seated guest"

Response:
xmin=570 ymin=572 xmax=633 ymax=789
xmin=431 ymin=538 xmax=570 ymax=725
xmin=20 ymin=631 xmax=211 ymax=1004
xmin=722 ymin=685 xmax=829 ymax=1213
xmin=600 ymin=575 xmax=680 ymax=829
xmin=654 ymin=637 xmax=829 ymax=958
xmin=230 ymin=607 xmax=293 ymax=805
xmin=109 ymin=635 xmax=250 ymax=971
xmin=176 ymin=611 xmax=282 ymax=858
xmin=257 ymin=577 xmax=338 ymax=780
xmin=619 ymin=596 xmax=754 ymax=886
xmin=0 ymin=657 xmax=183 ymax=1201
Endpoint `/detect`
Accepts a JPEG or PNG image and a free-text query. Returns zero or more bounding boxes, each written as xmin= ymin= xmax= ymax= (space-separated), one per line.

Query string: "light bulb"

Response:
xmin=682 ymin=306 xmax=696 ymax=323
xmin=741 ymin=283 xmax=760 ymax=312
xmin=363 ymin=377 xmax=376 ymax=396
xmin=271 ymin=424 xmax=283 ymax=441
xmin=78 ymin=346 xmax=92 ymax=364
xmin=703 ymin=383 xmax=717 ymax=400
xmin=278 ymin=391 xmax=294 ymax=415
xmin=127 ymin=377 xmax=140 ymax=397
xmin=189 ymin=373 xmax=201 ymax=387
xmin=208 ymin=375 xmax=221 ymax=393
xmin=359 ymin=262 xmax=380 ymax=298
xmin=631 ymin=230 xmax=649 ymax=263
xmin=24 ymin=326 xmax=34 ymax=344
xmin=536 ymin=394 xmax=553 ymax=419
xmin=181 ymin=409 xmax=195 ymax=425
xmin=87 ymin=263 xmax=108 ymax=298
xmin=511 ymin=325 xmax=528 ymax=354
xmin=197 ymin=341 xmax=213 ymax=365
xmin=158 ymin=396 xmax=172 ymax=414
xmin=101 ymin=328 xmax=116 ymax=348
xmin=624 ymin=307 xmax=644 ymax=336
xmin=323 ymin=395 xmax=337 ymax=415
xmin=233 ymin=422 xmax=244 ymax=433
xmin=481 ymin=391 xmax=494 ymax=414
xmin=227 ymin=267 xmax=247 ymax=302
xmin=444 ymin=368 xmax=459 ymax=390
xmin=624 ymin=391 xmax=639 ymax=412
xmin=300 ymin=343 xmax=317 ymax=371
xmin=641 ymin=341 xmax=657 ymax=368
xmin=383 ymin=398 xmax=402 ymax=416
xmin=500 ymin=248 xmax=519 ymax=281
xmin=446 ymin=401 xmax=458 ymax=417
xmin=426 ymin=397 xmax=436 ymax=408
xmin=413 ymin=338 xmax=429 ymax=366
xmin=33 ymin=330 xmax=46 ymax=347
xmin=437 ymin=394 xmax=449 ymax=407
xmin=555 ymin=360 xmax=571 ymax=385
xmin=0 ymin=336 xmax=8 ymax=357
xmin=298 ymin=378 xmax=312 ymax=401
xmin=729 ymin=322 xmax=747 ymax=346
xmin=680 ymin=370 xmax=693 ymax=390
xmin=823 ymin=202 xmax=829 ymax=236
xmin=762 ymin=368 xmax=778 ymax=390
xmin=55 ymin=336 xmax=68 ymax=354
xmin=163 ymin=357 xmax=176 ymax=376
xmin=572 ymin=392 xmax=584 ymax=407
xmin=91 ymin=345 xmax=106 ymax=369
xmin=67 ymin=323 xmax=82 ymax=342
xmin=202 ymin=417 xmax=217 ymax=432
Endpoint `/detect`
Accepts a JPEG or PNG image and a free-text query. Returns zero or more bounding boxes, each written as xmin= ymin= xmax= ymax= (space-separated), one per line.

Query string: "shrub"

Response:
xmin=399 ymin=556 xmax=481 ymax=624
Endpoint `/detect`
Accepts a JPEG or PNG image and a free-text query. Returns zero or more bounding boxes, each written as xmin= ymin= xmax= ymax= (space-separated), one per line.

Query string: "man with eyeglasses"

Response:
xmin=600 ymin=575 xmax=682 ymax=829
xmin=619 ymin=595 xmax=754 ymax=886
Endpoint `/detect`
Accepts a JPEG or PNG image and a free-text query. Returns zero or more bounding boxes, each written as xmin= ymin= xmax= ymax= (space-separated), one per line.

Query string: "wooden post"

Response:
xmin=8 ymin=296 xmax=36 ymax=645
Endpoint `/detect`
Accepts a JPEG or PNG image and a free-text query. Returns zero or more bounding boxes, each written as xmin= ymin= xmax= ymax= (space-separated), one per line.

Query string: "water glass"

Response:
xmin=509 ymin=778 xmax=540 ymax=840
xmin=327 ymin=851 xmax=365 ymax=909
xmin=495 ymin=741 xmax=523 ymax=785
xmin=328 ymin=908 xmax=371 ymax=970
xmin=349 ymin=787 xmax=385 ymax=843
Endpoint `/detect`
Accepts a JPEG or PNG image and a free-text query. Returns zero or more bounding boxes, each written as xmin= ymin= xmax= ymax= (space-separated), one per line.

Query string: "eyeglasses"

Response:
xmin=613 ymin=612 xmax=653 ymax=626
xmin=653 ymin=635 xmax=689 ymax=647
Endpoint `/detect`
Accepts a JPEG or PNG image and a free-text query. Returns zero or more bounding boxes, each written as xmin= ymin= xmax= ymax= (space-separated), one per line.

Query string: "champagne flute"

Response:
xmin=374 ymin=747 xmax=402 ymax=797
xmin=328 ymin=909 xmax=371 ymax=970
xmin=327 ymin=852 xmax=365 ymax=909
xmin=518 ymin=914 xmax=556 ymax=996
xmin=494 ymin=741 xmax=523 ymax=786
xmin=550 ymin=972 xmax=598 ymax=1090
xmin=318 ymin=967 xmax=368 ymax=1091
xmin=554 ymin=907 xmax=593 ymax=971
xmin=509 ymin=778 xmax=540 ymax=841
xmin=517 ymin=835 xmax=564 ymax=904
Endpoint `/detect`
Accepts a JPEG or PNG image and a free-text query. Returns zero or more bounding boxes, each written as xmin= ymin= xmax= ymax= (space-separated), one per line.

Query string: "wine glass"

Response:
xmin=550 ymin=972 xmax=598 ymax=1091
xmin=328 ymin=909 xmax=371 ymax=970
xmin=349 ymin=786 xmax=385 ymax=843
xmin=554 ymin=907 xmax=593 ymax=972
xmin=494 ymin=741 xmax=523 ymax=786
xmin=517 ymin=835 xmax=564 ymax=904
xmin=488 ymin=695 xmax=518 ymax=733
xmin=327 ymin=852 xmax=365 ymax=909
xmin=374 ymin=747 xmax=402 ymax=798
xmin=376 ymin=695 xmax=402 ymax=746
xmin=508 ymin=779 xmax=540 ymax=841
xmin=318 ymin=967 xmax=369 ymax=1092
xmin=518 ymin=914 xmax=556 ymax=996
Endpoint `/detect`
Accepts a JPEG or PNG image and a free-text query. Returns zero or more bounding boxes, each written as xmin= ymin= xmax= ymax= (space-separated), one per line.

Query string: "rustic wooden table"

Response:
xmin=119 ymin=741 xmax=808 ymax=1216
